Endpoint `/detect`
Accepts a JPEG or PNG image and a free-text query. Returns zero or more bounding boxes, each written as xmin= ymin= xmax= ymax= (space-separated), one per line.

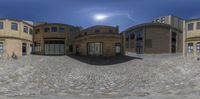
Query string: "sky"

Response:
xmin=0 ymin=0 xmax=200 ymax=31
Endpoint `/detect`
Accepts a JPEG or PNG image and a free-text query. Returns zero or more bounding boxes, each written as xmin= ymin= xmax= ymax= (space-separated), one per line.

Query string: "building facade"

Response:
xmin=183 ymin=19 xmax=200 ymax=57
xmin=74 ymin=25 xmax=124 ymax=57
xmin=0 ymin=18 xmax=33 ymax=58
xmin=124 ymin=23 xmax=183 ymax=54
xmin=152 ymin=15 xmax=183 ymax=31
xmin=33 ymin=23 xmax=80 ymax=56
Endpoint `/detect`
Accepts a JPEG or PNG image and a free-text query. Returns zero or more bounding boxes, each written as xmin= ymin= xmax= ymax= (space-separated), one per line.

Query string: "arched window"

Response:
xmin=196 ymin=42 xmax=200 ymax=53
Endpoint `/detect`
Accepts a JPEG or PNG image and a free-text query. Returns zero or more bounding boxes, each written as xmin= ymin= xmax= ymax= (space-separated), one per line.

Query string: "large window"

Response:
xmin=188 ymin=23 xmax=194 ymax=31
xmin=0 ymin=42 xmax=3 ymax=56
xmin=135 ymin=30 xmax=143 ymax=39
xmin=87 ymin=42 xmax=103 ymax=56
xmin=23 ymin=26 xmax=28 ymax=33
xmin=130 ymin=33 xmax=135 ymax=40
xmin=59 ymin=27 xmax=65 ymax=33
xmin=95 ymin=29 xmax=100 ymax=33
xmin=44 ymin=28 xmax=50 ymax=32
xmin=11 ymin=23 xmax=18 ymax=30
xmin=35 ymin=29 xmax=40 ymax=34
xmin=51 ymin=27 xmax=57 ymax=32
xmin=0 ymin=22 xmax=3 ymax=29
xmin=29 ymin=28 xmax=33 ymax=35
xmin=197 ymin=22 xmax=200 ymax=29
xmin=197 ymin=43 xmax=200 ymax=53
xmin=188 ymin=43 xmax=193 ymax=53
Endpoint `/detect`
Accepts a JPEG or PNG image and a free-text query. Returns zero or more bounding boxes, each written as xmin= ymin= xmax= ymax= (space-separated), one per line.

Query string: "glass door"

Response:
xmin=88 ymin=42 xmax=103 ymax=56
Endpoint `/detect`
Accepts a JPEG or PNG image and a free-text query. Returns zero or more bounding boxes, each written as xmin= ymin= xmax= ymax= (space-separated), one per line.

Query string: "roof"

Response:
xmin=122 ymin=23 xmax=175 ymax=33
xmin=186 ymin=18 xmax=200 ymax=22
xmin=0 ymin=18 xmax=33 ymax=26
xmin=82 ymin=25 xmax=118 ymax=31
xmin=34 ymin=23 xmax=79 ymax=28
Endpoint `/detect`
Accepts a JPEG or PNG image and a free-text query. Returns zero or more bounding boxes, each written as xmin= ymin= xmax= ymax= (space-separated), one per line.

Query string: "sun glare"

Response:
xmin=94 ymin=14 xmax=108 ymax=21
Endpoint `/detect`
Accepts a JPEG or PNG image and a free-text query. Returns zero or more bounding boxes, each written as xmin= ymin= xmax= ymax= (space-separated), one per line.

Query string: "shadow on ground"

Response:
xmin=68 ymin=55 xmax=142 ymax=65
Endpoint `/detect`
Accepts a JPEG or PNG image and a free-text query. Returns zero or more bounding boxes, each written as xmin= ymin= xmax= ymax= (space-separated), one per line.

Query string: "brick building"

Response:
xmin=74 ymin=25 xmax=124 ymax=57
xmin=123 ymin=23 xmax=183 ymax=54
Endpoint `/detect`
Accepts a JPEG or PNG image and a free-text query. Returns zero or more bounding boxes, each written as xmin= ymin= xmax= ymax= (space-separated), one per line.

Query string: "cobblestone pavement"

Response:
xmin=0 ymin=54 xmax=200 ymax=98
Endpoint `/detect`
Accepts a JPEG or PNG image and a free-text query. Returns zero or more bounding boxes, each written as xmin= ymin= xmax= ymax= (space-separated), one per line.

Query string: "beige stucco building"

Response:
xmin=74 ymin=25 xmax=124 ymax=57
xmin=33 ymin=23 xmax=80 ymax=55
xmin=0 ymin=18 xmax=33 ymax=58
xmin=123 ymin=23 xmax=183 ymax=54
xmin=183 ymin=19 xmax=200 ymax=57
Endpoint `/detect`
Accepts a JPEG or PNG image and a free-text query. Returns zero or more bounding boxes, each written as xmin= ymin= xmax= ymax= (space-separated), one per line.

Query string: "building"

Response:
xmin=74 ymin=25 xmax=124 ymax=57
xmin=123 ymin=23 xmax=183 ymax=54
xmin=33 ymin=23 xmax=80 ymax=56
xmin=0 ymin=18 xmax=33 ymax=58
xmin=183 ymin=19 xmax=200 ymax=57
xmin=152 ymin=15 xmax=183 ymax=31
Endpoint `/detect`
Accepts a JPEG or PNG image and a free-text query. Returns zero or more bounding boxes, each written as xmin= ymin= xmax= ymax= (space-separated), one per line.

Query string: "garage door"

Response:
xmin=44 ymin=40 xmax=65 ymax=55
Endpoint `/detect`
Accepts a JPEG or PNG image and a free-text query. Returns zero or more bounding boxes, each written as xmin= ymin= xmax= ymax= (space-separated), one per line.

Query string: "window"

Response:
xmin=59 ymin=27 xmax=65 ymax=33
xmin=145 ymin=39 xmax=152 ymax=48
xmin=130 ymin=33 xmax=135 ymax=40
xmin=135 ymin=30 xmax=143 ymax=39
xmin=109 ymin=30 xmax=113 ymax=33
xmin=161 ymin=17 xmax=165 ymax=23
xmin=11 ymin=23 xmax=18 ymax=30
xmin=188 ymin=23 xmax=194 ymax=31
xmin=197 ymin=22 xmax=200 ymax=29
xmin=44 ymin=28 xmax=50 ymax=32
xmin=51 ymin=27 xmax=57 ymax=32
xmin=69 ymin=29 xmax=74 ymax=32
xmin=197 ymin=43 xmax=200 ymax=53
xmin=95 ymin=29 xmax=100 ymax=32
xmin=188 ymin=43 xmax=193 ymax=53
xmin=0 ymin=42 xmax=3 ymax=56
xmin=156 ymin=19 xmax=160 ymax=23
xmin=0 ymin=22 xmax=3 ymax=29
xmin=23 ymin=26 xmax=28 ymax=33
xmin=29 ymin=28 xmax=33 ymax=35
xmin=35 ymin=29 xmax=40 ymax=34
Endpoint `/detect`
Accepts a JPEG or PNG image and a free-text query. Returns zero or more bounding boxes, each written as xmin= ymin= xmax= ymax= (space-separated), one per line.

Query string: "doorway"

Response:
xmin=44 ymin=40 xmax=65 ymax=56
xmin=22 ymin=43 xmax=27 ymax=56
xmin=87 ymin=42 xmax=103 ymax=56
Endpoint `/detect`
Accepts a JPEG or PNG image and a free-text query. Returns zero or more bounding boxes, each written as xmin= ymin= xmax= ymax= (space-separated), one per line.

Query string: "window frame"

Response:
xmin=44 ymin=27 xmax=50 ymax=32
xmin=188 ymin=23 xmax=194 ymax=31
xmin=51 ymin=27 xmax=58 ymax=32
xmin=188 ymin=43 xmax=194 ymax=53
xmin=23 ymin=26 xmax=29 ymax=33
xmin=59 ymin=27 xmax=65 ymax=33
xmin=0 ymin=22 xmax=3 ymax=29
xmin=196 ymin=22 xmax=200 ymax=30
xmin=197 ymin=42 xmax=200 ymax=53
xmin=11 ymin=22 xmax=18 ymax=30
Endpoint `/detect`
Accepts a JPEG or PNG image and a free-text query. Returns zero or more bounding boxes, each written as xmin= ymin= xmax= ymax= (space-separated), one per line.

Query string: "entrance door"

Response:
xmin=22 ymin=43 xmax=27 ymax=56
xmin=88 ymin=42 xmax=102 ymax=56
xmin=44 ymin=40 xmax=65 ymax=56
xmin=115 ymin=43 xmax=121 ymax=55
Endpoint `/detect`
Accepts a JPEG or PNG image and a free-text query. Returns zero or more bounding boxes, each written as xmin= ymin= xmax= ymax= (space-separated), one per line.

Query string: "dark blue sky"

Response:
xmin=0 ymin=0 xmax=200 ymax=31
